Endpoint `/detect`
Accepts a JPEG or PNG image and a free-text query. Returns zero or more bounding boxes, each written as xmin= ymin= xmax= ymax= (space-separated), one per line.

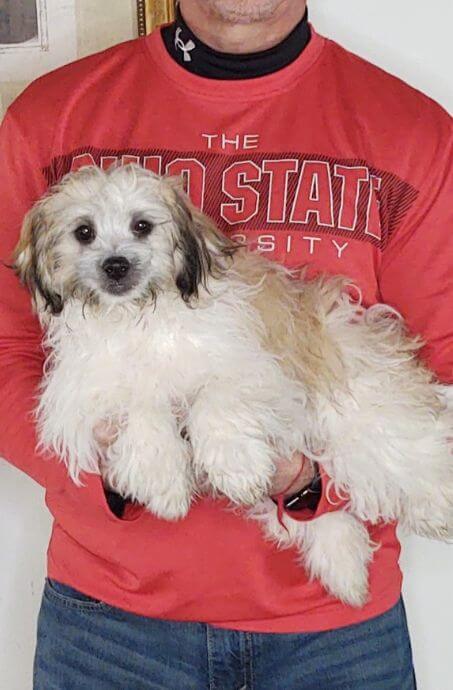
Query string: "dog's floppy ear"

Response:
xmin=171 ymin=199 xmax=213 ymax=302
xmin=168 ymin=184 xmax=238 ymax=303
xmin=13 ymin=203 xmax=64 ymax=316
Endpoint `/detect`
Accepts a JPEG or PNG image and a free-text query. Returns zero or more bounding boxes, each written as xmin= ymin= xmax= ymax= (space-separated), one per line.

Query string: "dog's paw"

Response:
xmin=301 ymin=512 xmax=373 ymax=608
xmin=328 ymin=563 xmax=369 ymax=608
xmin=195 ymin=435 xmax=275 ymax=506
xmin=305 ymin=536 xmax=370 ymax=608
xmin=145 ymin=469 xmax=194 ymax=521
xmin=106 ymin=453 xmax=193 ymax=521
xmin=103 ymin=418 xmax=194 ymax=520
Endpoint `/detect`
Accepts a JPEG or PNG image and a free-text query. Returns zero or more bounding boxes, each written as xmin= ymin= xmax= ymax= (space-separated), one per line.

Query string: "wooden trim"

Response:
xmin=137 ymin=0 xmax=175 ymax=36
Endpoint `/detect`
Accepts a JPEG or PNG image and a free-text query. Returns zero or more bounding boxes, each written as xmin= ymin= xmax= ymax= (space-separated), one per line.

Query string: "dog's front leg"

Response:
xmin=253 ymin=501 xmax=374 ymax=607
xmin=188 ymin=381 xmax=277 ymax=506
xmin=102 ymin=405 xmax=194 ymax=520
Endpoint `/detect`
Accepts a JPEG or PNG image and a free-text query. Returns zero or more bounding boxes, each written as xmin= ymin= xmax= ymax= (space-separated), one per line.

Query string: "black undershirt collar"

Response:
xmin=161 ymin=5 xmax=311 ymax=80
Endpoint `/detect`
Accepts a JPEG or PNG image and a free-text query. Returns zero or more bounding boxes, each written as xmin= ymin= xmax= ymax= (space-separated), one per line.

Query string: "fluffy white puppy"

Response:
xmin=14 ymin=164 xmax=452 ymax=606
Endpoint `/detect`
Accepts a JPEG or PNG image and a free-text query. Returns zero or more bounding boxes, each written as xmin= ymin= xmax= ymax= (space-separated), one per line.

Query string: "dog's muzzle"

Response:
xmin=101 ymin=255 xmax=136 ymax=295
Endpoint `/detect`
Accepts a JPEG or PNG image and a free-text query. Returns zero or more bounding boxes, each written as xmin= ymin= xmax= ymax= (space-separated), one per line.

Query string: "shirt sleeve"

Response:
xmin=0 ymin=111 xmax=62 ymax=486
xmin=379 ymin=112 xmax=452 ymax=385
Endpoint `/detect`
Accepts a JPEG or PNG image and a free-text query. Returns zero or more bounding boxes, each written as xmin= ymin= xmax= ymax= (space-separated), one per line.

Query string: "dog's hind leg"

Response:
xmin=251 ymin=500 xmax=374 ymax=607
xmin=299 ymin=512 xmax=374 ymax=607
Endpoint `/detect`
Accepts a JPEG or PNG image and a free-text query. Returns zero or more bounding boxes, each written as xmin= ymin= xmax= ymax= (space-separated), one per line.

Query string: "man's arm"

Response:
xmin=379 ymin=114 xmax=452 ymax=387
xmin=0 ymin=110 xmax=61 ymax=486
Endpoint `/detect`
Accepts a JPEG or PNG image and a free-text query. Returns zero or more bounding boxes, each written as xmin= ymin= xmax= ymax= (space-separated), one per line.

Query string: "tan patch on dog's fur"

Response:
xmin=230 ymin=251 xmax=347 ymax=396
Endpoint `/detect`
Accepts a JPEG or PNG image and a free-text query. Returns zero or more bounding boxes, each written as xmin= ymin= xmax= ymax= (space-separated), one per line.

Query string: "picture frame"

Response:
xmin=137 ymin=0 xmax=175 ymax=36
xmin=0 ymin=0 xmax=76 ymax=83
xmin=0 ymin=0 xmax=48 ymax=52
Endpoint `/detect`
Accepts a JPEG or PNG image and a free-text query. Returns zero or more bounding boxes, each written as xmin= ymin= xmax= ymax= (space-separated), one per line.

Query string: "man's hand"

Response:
xmin=270 ymin=452 xmax=315 ymax=497
xmin=93 ymin=419 xmax=122 ymax=454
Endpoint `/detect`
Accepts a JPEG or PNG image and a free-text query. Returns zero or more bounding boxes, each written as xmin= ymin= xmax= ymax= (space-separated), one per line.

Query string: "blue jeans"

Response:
xmin=34 ymin=580 xmax=416 ymax=689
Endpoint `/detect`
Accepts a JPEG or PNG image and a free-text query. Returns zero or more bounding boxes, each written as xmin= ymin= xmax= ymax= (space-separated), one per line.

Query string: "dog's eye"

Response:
xmin=132 ymin=219 xmax=154 ymax=237
xmin=74 ymin=224 xmax=96 ymax=244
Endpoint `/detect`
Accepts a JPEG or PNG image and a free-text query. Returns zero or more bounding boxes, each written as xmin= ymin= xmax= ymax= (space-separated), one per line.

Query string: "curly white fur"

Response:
xmin=14 ymin=165 xmax=453 ymax=607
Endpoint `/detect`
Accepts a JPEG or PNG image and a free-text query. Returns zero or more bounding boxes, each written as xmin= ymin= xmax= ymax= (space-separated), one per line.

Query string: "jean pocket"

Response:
xmin=45 ymin=579 xmax=111 ymax=612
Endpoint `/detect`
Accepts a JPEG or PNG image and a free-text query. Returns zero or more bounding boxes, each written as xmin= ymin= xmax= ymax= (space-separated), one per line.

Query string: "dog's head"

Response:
xmin=13 ymin=164 xmax=236 ymax=316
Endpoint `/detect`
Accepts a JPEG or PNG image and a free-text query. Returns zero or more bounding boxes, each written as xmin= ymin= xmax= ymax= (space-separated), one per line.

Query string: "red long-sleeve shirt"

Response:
xmin=0 ymin=27 xmax=451 ymax=632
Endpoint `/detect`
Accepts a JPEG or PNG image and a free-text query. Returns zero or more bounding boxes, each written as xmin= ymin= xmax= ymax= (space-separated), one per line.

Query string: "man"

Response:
xmin=0 ymin=1 xmax=450 ymax=688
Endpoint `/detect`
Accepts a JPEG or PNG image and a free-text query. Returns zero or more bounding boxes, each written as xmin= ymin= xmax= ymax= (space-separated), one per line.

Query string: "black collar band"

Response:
xmin=161 ymin=5 xmax=311 ymax=80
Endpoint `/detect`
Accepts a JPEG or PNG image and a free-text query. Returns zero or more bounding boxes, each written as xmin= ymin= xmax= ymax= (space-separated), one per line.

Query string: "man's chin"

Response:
xmin=208 ymin=0 xmax=282 ymax=24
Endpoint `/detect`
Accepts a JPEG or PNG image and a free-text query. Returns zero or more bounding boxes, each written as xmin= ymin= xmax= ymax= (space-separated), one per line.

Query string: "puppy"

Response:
xmin=14 ymin=164 xmax=452 ymax=606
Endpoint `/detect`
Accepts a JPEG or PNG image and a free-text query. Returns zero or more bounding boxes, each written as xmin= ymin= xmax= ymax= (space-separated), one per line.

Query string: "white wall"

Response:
xmin=311 ymin=0 xmax=452 ymax=112
xmin=0 ymin=2 xmax=452 ymax=689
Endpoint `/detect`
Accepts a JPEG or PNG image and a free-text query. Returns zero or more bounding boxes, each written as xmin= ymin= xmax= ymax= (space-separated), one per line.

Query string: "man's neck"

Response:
xmin=178 ymin=1 xmax=307 ymax=54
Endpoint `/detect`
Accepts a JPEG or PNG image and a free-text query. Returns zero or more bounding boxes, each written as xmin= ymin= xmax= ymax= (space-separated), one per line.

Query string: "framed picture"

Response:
xmin=0 ymin=0 xmax=76 ymax=82
xmin=0 ymin=0 xmax=47 ymax=51
xmin=137 ymin=0 xmax=175 ymax=36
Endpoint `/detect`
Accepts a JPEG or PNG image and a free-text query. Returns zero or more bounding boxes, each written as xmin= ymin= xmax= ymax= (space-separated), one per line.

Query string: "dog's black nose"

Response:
xmin=102 ymin=256 xmax=130 ymax=281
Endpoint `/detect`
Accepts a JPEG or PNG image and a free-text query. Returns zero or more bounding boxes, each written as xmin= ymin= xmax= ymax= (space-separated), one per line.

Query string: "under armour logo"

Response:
xmin=175 ymin=28 xmax=195 ymax=62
